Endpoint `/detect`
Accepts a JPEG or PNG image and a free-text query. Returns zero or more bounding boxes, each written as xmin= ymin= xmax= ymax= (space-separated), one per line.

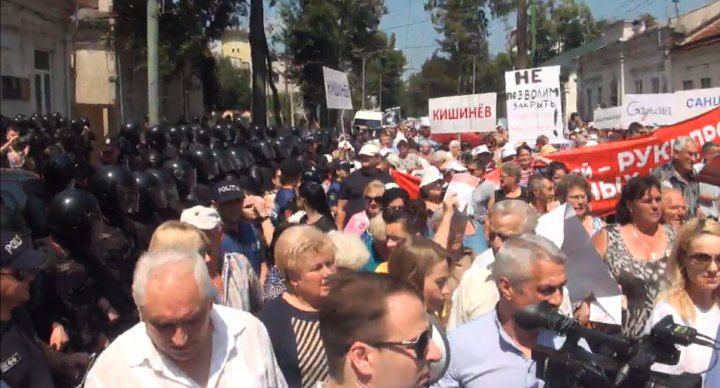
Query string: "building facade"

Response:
xmin=576 ymin=1 xmax=720 ymax=120
xmin=0 ymin=0 xmax=75 ymax=116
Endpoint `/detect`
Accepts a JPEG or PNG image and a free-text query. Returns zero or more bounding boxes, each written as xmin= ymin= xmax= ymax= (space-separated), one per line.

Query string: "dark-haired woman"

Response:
xmin=596 ymin=176 xmax=676 ymax=339
xmin=298 ymin=182 xmax=337 ymax=233
xmin=516 ymin=144 xmax=534 ymax=187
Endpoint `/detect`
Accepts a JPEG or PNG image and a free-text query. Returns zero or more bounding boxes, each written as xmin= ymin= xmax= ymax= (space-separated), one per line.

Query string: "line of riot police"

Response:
xmin=2 ymin=112 xmax=340 ymax=378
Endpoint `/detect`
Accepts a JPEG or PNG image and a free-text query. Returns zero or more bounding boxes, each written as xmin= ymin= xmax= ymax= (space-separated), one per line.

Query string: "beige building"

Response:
xmin=576 ymin=1 xmax=720 ymax=119
xmin=73 ymin=0 xmax=204 ymax=139
xmin=0 ymin=0 xmax=75 ymax=116
xmin=220 ymin=29 xmax=252 ymax=72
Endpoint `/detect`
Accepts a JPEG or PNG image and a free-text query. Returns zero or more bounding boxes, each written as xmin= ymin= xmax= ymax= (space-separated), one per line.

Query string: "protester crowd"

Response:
xmin=0 ymin=111 xmax=719 ymax=388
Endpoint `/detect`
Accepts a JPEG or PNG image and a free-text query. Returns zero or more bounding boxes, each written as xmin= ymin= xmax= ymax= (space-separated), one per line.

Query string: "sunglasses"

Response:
xmin=366 ymin=327 xmax=432 ymax=360
xmin=198 ymin=245 xmax=210 ymax=258
xmin=686 ymin=253 xmax=720 ymax=269
xmin=1 ymin=269 xmax=33 ymax=281
xmin=365 ymin=195 xmax=382 ymax=203
xmin=488 ymin=231 xmax=514 ymax=242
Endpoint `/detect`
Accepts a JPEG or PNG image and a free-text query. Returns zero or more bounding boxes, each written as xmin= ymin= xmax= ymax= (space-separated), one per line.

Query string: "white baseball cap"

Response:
xmin=181 ymin=205 xmax=222 ymax=230
xmin=420 ymin=166 xmax=444 ymax=188
xmin=420 ymin=117 xmax=431 ymax=127
xmin=472 ymin=145 xmax=490 ymax=156
xmin=501 ymin=143 xmax=516 ymax=160
xmin=358 ymin=143 xmax=380 ymax=157
xmin=446 ymin=160 xmax=468 ymax=173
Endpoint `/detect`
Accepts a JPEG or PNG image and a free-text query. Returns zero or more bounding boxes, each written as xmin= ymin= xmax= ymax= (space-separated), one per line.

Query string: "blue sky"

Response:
xmin=381 ymin=0 xmax=714 ymax=73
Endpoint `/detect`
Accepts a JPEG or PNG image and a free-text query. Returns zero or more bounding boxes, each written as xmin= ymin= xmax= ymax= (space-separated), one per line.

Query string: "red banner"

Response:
xmin=392 ymin=107 xmax=720 ymax=217
xmin=545 ymin=107 xmax=719 ymax=216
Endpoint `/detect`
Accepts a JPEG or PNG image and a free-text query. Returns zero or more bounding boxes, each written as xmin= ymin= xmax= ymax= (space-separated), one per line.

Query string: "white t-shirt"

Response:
xmin=647 ymin=300 xmax=720 ymax=377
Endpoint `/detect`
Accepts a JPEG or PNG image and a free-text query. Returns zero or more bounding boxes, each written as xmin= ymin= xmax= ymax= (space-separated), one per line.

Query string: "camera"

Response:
xmin=514 ymin=302 xmax=713 ymax=388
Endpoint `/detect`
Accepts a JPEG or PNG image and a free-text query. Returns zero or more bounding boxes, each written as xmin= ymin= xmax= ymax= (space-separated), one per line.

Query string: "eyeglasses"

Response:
xmin=0 ymin=269 xmax=33 ymax=281
xmin=686 ymin=253 xmax=720 ymax=269
xmin=488 ymin=230 xmax=514 ymax=242
xmin=365 ymin=195 xmax=382 ymax=203
xmin=366 ymin=328 xmax=432 ymax=360
xmin=198 ymin=245 xmax=210 ymax=258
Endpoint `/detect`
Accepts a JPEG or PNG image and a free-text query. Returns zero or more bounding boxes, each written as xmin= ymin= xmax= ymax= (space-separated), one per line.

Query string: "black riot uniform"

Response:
xmin=89 ymin=166 xmax=142 ymax=289
xmin=130 ymin=171 xmax=166 ymax=248
xmin=185 ymin=145 xmax=219 ymax=205
xmin=22 ymin=153 xmax=75 ymax=239
xmin=147 ymin=168 xmax=181 ymax=220
xmin=46 ymin=189 xmax=136 ymax=340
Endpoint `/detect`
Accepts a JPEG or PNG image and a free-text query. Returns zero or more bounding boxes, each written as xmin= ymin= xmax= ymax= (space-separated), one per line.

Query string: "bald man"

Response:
xmin=661 ymin=187 xmax=687 ymax=230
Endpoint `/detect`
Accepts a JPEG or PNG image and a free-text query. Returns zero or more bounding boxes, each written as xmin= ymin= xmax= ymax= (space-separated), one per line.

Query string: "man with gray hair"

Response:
xmin=436 ymin=235 xmax=570 ymax=387
xmin=447 ymin=200 xmax=541 ymax=328
xmin=651 ymin=136 xmax=700 ymax=217
xmin=85 ymin=250 xmax=286 ymax=387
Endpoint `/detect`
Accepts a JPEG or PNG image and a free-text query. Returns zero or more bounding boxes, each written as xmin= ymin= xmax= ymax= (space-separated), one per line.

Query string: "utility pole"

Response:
xmin=515 ymin=0 xmax=529 ymax=70
xmin=361 ymin=55 xmax=367 ymax=110
xmin=147 ymin=0 xmax=159 ymax=125
xmin=472 ymin=55 xmax=477 ymax=94
xmin=672 ymin=0 xmax=680 ymax=20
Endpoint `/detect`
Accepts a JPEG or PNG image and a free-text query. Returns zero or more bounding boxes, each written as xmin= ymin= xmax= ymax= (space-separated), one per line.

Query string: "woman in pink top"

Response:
xmin=344 ymin=180 xmax=385 ymax=237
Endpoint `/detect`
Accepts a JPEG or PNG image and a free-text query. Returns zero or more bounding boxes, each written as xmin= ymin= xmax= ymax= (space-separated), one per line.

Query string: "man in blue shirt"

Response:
xmin=212 ymin=180 xmax=265 ymax=275
xmin=435 ymin=234 xmax=570 ymax=388
xmin=271 ymin=159 xmax=302 ymax=226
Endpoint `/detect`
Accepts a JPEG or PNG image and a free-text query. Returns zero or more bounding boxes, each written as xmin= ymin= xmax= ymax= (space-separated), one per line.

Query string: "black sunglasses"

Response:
xmin=488 ymin=231 xmax=513 ymax=242
xmin=366 ymin=328 xmax=432 ymax=360
xmin=365 ymin=195 xmax=382 ymax=203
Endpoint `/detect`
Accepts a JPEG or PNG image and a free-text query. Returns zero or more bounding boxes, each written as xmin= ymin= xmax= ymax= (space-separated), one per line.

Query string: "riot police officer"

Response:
xmin=22 ymin=153 xmax=76 ymax=239
xmin=130 ymin=171 xmax=166 ymax=247
xmin=45 ymin=189 xmax=135 ymax=343
xmin=1 ymin=230 xmax=90 ymax=388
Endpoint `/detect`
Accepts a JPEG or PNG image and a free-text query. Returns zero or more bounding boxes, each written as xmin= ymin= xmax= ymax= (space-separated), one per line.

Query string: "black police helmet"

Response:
xmin=162 ymin=158 xmax=197 ymax=198
xmin=147 ymin=168 xmax=180 ymax=204
xmin=91 ymin=165 xmax=141 ymax=215
xmin=42 ymin=153 xmax=75 ymax=190
xmin=186 ymin=145 xmax=219 ymax=183
xmin=145 ymin=149 xmax=164 ymax=169
xmin=47 ymin=188 xmax=102 ymax=249
xmin=120 ymin=121 xmax=142 ymax=145
xmin=132 ymin=171 xmax=169 ymax=214
xmin=146 ymin=124 xmax=167 ymax=151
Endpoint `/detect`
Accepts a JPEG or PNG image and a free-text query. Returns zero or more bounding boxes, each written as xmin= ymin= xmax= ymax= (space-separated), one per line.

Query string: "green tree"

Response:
xmin=216 ymin=57 xmax=251 ymax=110
xmin=113 ymin=0 xmax=247 ymax=113
xmin=279 ymin=0 xmax=406 ymax=124
xmin=531 ymin=0 xmax=606 ymax=65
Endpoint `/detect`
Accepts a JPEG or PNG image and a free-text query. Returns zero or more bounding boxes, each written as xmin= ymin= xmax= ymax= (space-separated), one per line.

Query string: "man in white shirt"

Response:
xmin=85 ymin=249 xmax=287 ymax=388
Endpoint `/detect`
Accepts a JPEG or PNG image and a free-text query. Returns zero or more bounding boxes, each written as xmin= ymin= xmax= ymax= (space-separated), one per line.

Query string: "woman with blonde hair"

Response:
xmin=387 ymin=236 xmax=450 ymax=316
xmin=259 ymin=225 xmax=336 ymax=387
xmin=647 ymin=218 xmax=720 ymax=379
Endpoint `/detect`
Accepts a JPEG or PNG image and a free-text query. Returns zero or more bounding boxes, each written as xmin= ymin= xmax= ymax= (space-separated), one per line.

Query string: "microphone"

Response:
xmin=514 ymin=301 xmax=633 ymax=353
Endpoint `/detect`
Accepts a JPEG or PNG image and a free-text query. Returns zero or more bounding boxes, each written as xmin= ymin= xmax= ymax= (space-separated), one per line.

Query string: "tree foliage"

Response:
xmin=216 ymin=57 xmax=251 ymax=110
xmin=279 ymin=0 xmax=407 ymax=123
xmin=531 ymin=0 xmax=606 ymax=65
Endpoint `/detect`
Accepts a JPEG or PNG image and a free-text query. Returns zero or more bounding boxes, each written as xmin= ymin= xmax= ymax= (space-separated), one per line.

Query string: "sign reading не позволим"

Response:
xmin=322 ymin=66 xmax=353 ymax=110
xmin=505 ymin=65 xmax=563 ymax=146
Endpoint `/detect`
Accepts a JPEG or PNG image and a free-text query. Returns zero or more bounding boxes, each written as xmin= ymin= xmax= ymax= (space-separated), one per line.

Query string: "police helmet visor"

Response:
xmin=117 ymin=184 xmax=140 ymax=214
xmin=150 ymin=185 xmax=169 ymax=209
xmin=216 ymin=153 xmax=234 ymax=173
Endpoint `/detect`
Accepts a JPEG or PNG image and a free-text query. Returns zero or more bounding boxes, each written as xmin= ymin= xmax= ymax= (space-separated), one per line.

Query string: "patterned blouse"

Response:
xmin=605 ymin=224 xmax=676 ymax=339
xmin=263 ymin=265 xmax=286 ymax=302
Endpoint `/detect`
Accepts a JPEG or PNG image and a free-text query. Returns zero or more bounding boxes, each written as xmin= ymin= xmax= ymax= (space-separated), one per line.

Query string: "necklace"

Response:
xmin=631 ymin=225 xmax=660 ymax=261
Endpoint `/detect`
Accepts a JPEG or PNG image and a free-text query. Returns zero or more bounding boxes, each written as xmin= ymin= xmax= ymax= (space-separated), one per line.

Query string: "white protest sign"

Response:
xmin=322 ymin=66 xmax=353 ymax=110
xmin=673 ymin=87 xmax=720 ymax=123
xmin=622 ymin=93 xmax=675 ymax=128
xmin=443 ymin=173 xmax=480 ymax=211
xmin=428 ymin=93 xmax=497 ymax=133
xmin=593 ymin=106 xmax=623 ymax=129
xmin=505 ymin=65 xmax=563 ymax=146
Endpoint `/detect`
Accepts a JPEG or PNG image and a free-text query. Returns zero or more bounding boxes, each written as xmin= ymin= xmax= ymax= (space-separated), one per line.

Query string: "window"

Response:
xmin=586 ymin=88 xmax=592 ymax=112
xmin=701 ymin=78 xmax=712 ymax=88
xmin=597 ymin=87 xmax=603 ymax=107
xmin=610 ymin=79 xmax=618 ymax=106
xmin=635 ymin=79 xmax=643 ymax=93
xmin=651 ymin=77 xmax=660 ymax=93
xmin=683 ymin=80 xmax=694 ymax=90
xmin=34 ymin=50 xmax=52 ymax=114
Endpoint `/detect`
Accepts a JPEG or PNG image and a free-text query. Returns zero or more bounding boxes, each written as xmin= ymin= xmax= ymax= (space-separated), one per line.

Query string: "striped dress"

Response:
xmin=291 ymin=314 xmax=327 ymax=387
